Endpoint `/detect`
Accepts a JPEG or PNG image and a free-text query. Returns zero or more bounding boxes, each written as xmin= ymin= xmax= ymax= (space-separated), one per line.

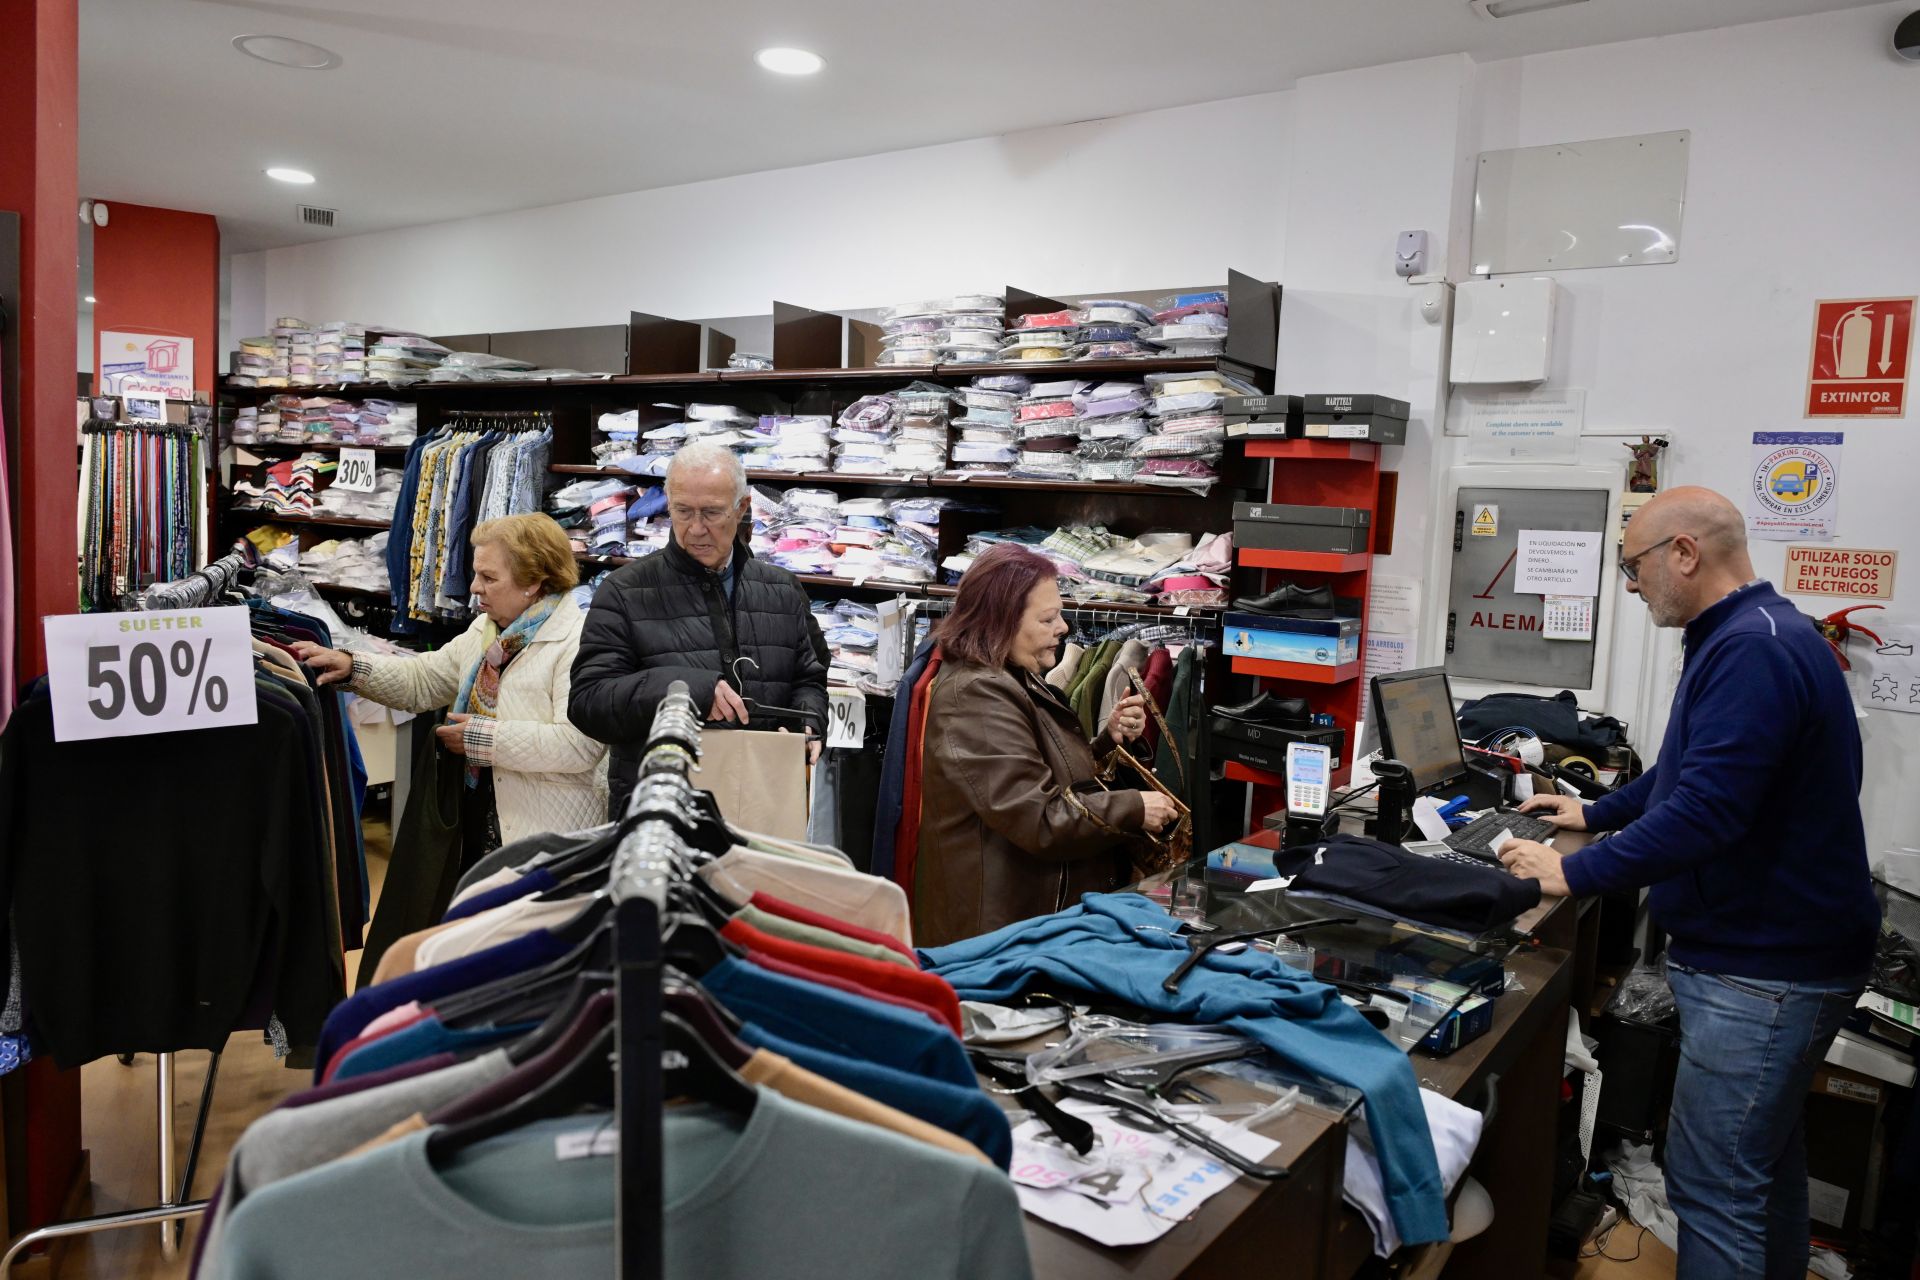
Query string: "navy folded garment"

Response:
xmin=1274 ymin=834 xmax=1540 ymax=934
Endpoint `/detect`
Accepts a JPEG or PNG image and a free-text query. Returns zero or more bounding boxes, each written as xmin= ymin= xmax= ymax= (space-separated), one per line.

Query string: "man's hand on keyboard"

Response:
xmin=1499 ymin=839 xmax=1570 ymax=896
xmin=1517 ymin=793 xmax=1589 ymax=832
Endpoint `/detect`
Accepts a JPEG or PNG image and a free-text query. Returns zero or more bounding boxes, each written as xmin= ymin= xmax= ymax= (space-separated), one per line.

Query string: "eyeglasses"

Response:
xmin=670 ymin=505 xmax=738 ymax=531
xmin=1618 ymin=535 xmax=1677 ymax=583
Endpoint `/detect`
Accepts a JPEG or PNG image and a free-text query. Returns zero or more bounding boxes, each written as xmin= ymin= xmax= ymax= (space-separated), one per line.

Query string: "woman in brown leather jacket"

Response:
xmin=914 ymin=544 xmax=1178 ymax=946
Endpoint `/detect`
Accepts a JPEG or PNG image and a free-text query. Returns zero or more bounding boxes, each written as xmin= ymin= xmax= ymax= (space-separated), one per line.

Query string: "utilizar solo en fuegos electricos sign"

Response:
xmin=42 ymin=607 xmax=260 ymax=743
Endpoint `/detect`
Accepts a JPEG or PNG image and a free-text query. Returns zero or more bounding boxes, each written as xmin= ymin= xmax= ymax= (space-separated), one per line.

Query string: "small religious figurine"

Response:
xmin=1624 ymin=435 xmax=1668 ymax=493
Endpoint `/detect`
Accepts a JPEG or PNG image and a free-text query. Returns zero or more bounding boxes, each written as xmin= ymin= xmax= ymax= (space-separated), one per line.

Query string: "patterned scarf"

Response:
xmin=457 ymin=593 xmax=560 ymax=725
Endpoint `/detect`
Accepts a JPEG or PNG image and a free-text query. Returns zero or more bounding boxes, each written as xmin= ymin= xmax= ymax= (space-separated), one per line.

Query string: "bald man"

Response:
xmin=1502 ymin=486 xmax=1878 ymax=1279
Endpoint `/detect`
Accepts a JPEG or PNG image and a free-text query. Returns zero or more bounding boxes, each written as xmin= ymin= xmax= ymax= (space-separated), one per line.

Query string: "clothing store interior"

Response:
xmin=3 ymin=2 xmax=1919 ymax=1278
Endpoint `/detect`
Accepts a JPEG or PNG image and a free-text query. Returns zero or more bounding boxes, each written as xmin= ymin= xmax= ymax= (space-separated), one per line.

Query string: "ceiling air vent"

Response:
xmin=297 ymin=205 xmax=337 ymax=228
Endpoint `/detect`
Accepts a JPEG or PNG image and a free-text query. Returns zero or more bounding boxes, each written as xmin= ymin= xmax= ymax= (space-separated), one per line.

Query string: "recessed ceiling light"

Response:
xmin=266 ymin=167 xmax=316 ymax=185
xmin=755 ymin=47 xmax=824 ymax=76
xmin=233 ymin=34 xmax=342 ymax=70
xmin=84 ymin=295 xmax=96 ymax=304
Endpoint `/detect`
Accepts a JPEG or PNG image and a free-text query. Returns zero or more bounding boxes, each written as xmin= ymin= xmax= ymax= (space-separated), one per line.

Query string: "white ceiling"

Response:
xmin=81 ymin=0 xmax=1892 ymax=254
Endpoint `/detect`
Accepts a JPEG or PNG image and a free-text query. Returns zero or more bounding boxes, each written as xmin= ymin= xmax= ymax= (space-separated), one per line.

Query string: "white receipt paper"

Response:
xmin=1411 ymin=796 xmax=1453 ymax=843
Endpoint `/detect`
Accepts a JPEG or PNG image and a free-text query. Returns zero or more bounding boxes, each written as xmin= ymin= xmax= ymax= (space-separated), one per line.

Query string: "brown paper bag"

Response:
xmin=693 ymin=729 xmax=810 ymax=841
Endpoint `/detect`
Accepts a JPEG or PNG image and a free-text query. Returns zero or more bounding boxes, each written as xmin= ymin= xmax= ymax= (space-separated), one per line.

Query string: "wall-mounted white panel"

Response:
xmin=1470 ymin=130 xmax=1689 ymax=275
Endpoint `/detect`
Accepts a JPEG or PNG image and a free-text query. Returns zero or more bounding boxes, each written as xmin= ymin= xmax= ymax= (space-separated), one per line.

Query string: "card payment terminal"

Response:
xmin=1285 ymin=742 xmax=1332 ymax=819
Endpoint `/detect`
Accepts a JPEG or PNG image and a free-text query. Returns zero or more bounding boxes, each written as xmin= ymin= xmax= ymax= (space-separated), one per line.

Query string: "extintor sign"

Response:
xmin=1806 ymin=297 xmax=1913 ymax=418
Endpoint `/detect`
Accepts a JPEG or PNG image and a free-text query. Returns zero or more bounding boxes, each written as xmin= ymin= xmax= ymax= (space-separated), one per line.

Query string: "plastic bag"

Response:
xmin=1606 ymin=960 xmax=1676 ymax=1024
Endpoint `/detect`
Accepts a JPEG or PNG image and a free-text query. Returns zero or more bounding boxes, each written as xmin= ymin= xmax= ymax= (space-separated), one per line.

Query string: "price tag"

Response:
xmin=826 ymin=687 xmax=866 ymax=749
xmin=334 ymin=447 xmax=378 ymax=493
xmin=43 ymin=607 xmax=261 ymax=742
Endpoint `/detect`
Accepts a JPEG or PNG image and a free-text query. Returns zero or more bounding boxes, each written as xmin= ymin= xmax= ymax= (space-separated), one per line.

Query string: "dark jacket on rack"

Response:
xmin=568 ymin=537 xmax=829 ymax=816
xmin=915 ymin=662 xmax=1143 ymax=948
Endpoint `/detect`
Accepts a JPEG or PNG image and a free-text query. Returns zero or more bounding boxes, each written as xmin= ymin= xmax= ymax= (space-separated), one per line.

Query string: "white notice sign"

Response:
xmin=1365 ymin=634 xmax=1413 ymax=683
xmin=1367 ymin=575 xmax=1420 ymax=635
xmin=43 ymin=607 xmax=260 ymax=742
xmin=1464 ymin=390 xmax=1585 ymax=464
xmin=825 ymin=687 xmax=866 ymax=749
xmin=335 ymin=447 xmax=378 ymax=493
xmin=1515 ymin=530 xmax=1603 ymax=596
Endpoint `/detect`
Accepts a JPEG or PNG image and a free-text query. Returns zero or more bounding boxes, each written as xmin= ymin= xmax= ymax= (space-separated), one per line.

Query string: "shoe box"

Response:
xmin=1302 ymin=393 xmax=1410 ymax=446
xmin=1207 ymin=717 xmax=1345 ymax=770
xmin=1232 ymin=501 xmax=1372 ymax=554
xmin=1223 ymin=612 xmax=1362 ymax=666
xmin=1223 ymin=394 xmax=1302 ymax=440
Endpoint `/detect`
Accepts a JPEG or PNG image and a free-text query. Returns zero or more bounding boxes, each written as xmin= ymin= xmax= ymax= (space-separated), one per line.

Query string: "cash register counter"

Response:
xmin=1021 ymin=831 xmax=1599 ymax=1280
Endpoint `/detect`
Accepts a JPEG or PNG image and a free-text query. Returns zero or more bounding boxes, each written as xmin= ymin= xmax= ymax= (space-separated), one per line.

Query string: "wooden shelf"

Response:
xmin=543 ymin=463 xmax=1225 ymax=498
xmin=793 ymin=572 xmax=930 ymax=592
xmin=1236 ymin=549 xmax=1372 ymax=574
xmin=1242 ymin=439 xmax=1379 ymax=462
xmin=551 ymin=463 xmax=651 ymax=476
xmin=229 ymin=510 xmax=391 ymax=531
xmin=233 ymin=440 xmax=413 ymax=455
xmin=576 ymin=552 xmax=637 ymax=567
xmin=1229 ymin=656 xmax=1361 ymax=685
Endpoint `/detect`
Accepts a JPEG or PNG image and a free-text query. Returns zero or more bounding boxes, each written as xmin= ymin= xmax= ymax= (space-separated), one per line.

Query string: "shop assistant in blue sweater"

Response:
xmin=921 ymin=892 xmax=1449 ymax=1246
xmin=1504 ymin=488 xmax=1878 ymax=981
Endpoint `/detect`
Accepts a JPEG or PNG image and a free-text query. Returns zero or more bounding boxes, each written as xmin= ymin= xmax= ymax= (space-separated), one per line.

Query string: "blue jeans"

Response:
xmin=1665 ymin=963 xmax=1863 ymax=1280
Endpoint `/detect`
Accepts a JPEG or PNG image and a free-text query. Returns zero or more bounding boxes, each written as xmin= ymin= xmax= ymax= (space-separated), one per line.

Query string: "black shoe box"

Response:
xmin=1233 ymin=518 xmax=1371 ymax=554
xmin=1233 ymin=501 xmax=1371 ymax=527
xmin=1304 ymin=393 xmax=1410 ymax=420
xmin=1208 ymin=717 xmax=1345 ymax=769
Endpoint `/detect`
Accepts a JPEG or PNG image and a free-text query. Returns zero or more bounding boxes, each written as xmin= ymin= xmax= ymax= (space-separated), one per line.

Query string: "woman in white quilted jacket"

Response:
xmin=293 ymin=512 xmax=608 ymax=853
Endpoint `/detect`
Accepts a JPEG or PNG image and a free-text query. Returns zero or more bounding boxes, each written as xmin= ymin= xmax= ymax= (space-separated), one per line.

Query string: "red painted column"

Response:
xmin=0 ymin=0 xmax=85 ymax=1242
xmin=92 ymin=202 xmax=221 ymax=395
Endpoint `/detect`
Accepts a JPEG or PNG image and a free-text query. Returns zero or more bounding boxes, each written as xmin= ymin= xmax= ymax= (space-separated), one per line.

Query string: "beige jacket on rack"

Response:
xmin=349 ymin=597 xmax=608 ymax=842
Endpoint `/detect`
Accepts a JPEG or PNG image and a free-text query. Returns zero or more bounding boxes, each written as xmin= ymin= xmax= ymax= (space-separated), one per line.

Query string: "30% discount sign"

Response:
xmin=43 ymin=607 xmax=260 ymax=742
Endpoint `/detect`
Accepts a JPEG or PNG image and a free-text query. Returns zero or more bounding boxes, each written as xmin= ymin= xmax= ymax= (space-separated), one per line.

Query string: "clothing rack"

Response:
xmin=608 ymin=680 xmax=704 ymax=1280
xmin=133 ymin=543 xmax=257 ymax=611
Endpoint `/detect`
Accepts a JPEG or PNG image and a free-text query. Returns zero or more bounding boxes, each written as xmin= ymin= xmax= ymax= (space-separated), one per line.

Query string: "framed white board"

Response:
xmin=1471 ymin=130 xmax=1689 ymax=276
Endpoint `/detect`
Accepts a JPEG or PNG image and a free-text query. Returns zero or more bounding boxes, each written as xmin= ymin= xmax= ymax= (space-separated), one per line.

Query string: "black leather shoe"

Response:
xmin=1232 ymin=582 xmax=1334 ymax=615
xmin=1212 ymin=692 xmax=1311 ymax=725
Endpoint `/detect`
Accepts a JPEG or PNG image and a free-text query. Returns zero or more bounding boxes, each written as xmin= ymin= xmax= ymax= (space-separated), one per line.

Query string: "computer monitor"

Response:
xmin=1371 ymin=667 xmax=1469 ymax=793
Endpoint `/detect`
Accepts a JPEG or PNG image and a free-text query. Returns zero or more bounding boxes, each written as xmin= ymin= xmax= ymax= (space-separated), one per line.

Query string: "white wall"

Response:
xmin=1456 ymin=3 xmax=1920 ymax=857
xmin=232 ymin=92 xmax=1293 ymax=337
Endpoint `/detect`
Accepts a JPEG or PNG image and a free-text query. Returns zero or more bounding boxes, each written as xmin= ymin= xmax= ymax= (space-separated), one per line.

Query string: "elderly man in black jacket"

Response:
xmin=569 ymin=440 xmax=829 ymax=815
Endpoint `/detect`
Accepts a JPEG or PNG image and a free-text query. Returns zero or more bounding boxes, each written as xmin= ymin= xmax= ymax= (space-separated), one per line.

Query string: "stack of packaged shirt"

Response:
xmin=591 ymin=410 xmax=645 ymax=471
xmin=1012 ymin=379 xmax=1086 ymax=481
xmin=945 ymin=525 xmax=1224 ymax=608
xmin=426 ymin=351 xmax=538 ymax=383
xmin=725 ymin=351 xmax=773 ymax=371
xmin=999 ymin=309 xmax=1078 ymax=364
xmin=753 ymin=416 xmax=834 ymax=475
xmin=313 ymin=323 xmax=368 ymax=382
xmin=547 ymin=477 xmax=669 ymax=559
xmin=233 ymin=453 xmax=333 ymax=518
xmin=314 ymin=466 xmax=402 ymax=522
xmin=277 ymin=319 xmax=317 ymax=383
xmin=812 ymin=598 xmax=883 ymax=689
xmin=887 ymin=383 xmax=955 ymax=474
xmin=1073 ymin=299 xmax=1159 ymax=360
xmin=948 ymin=375 xmax=1026 ymax=475
xmin=1076 ymin=381 xmax=1153 ymax=482
xmin=760 ymin=488 xmax=941 ymax=586
xmin=832 ymin=395 xmax=898 ymax=476
xmin=1133 ymin=368 xmax=1259 ymax=493
xmin=228 ymin=404 xmax=280 ymax=444
xmin=877 ymin=294 xmax=1005 ymax=366
xmin=1140 ymin=290 xmax=1231 ymax=357
xmin=300 ymin=533 xmax=390 ymax=593
xmin=684 ymin=403 xmax=766 ymax=464
xmin=231 ymin=397 xmax=419 ymax=446
xmin=365 ymin=333 xmax=450 ymax=384
xmin=230 ymin=335 xmax=288 ymax=386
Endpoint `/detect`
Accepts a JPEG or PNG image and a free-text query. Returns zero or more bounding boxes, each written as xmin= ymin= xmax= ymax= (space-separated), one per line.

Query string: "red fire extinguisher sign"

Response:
xmin=1806 ymin=296 xmax=1914 ymax=418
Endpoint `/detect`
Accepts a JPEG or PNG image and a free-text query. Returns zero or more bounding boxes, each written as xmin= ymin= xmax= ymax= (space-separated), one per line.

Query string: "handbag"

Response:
xmin=1063 ymin=667 xmax=1193 ymax=877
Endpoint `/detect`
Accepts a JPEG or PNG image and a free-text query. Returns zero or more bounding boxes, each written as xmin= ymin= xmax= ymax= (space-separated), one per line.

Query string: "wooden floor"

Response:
xmin=54 ymin=822 xmax=390 ymax=1280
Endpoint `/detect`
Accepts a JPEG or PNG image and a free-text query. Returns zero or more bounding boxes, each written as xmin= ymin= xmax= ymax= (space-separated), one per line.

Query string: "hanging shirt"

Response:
xmin=210 ymin=1093 xmax=1033 ymax=1280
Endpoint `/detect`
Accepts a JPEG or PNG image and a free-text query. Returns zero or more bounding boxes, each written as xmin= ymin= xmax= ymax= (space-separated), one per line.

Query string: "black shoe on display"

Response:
xmin=1231 ymin=582 xmax=1335 ymax=616
xmin=1212 ymin=692 xmax=1311 ymax=725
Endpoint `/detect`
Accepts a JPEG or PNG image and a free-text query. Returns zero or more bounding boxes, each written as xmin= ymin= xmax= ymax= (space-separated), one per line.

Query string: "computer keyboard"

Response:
xmin=1443 ymin=810 xmax=1557 ymax=862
